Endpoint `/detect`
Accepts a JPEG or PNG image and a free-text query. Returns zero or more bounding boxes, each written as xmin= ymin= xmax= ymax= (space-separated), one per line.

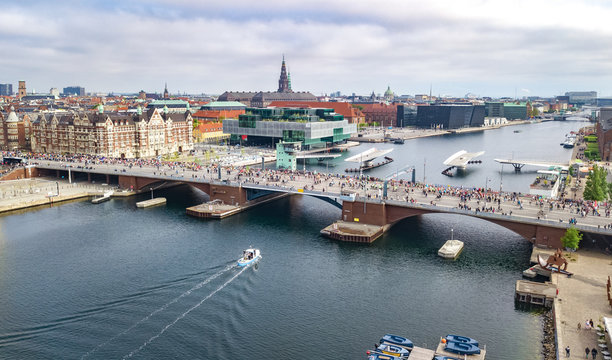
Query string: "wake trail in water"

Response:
xmin=122 ymin=265 xmax=248 ymax=359
xmin=81 ymin=263 xmax=235 ymax=359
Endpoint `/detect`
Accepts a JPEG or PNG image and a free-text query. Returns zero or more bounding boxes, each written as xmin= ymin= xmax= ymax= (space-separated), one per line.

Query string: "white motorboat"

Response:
xmin=237 ymin=248 xmax=261 ymax=267
xmin=438 ymin=229 xmax=464 ymax=259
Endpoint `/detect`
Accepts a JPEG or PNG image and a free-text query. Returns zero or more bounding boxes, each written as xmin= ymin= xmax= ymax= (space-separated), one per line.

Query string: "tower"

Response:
xmin=18 ymin=81 xmax=26 ymax=99
xmin=163 ymin=83 xmax=169 ymax=99
xmin=277 ymin=56 xmax=292 ymax=93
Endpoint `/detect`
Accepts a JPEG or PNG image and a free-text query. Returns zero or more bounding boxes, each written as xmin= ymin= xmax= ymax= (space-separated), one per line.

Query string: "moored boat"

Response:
xmin=445 ymin=334 xmax=479 ymax=347
xmin=367 ymin=352 xmax=402 ymax=360
xmin=237 ymin=248 xmax=261 ymax=267
xmin=434 ymin=356 xmax=461 ymax=360
xmin=379 ymin=334 xmax=414 ymax=349
xmin=376 ymin=343 xmax=410 ymax=357
xmin=444 ymin=340 xmax=481 ymax=355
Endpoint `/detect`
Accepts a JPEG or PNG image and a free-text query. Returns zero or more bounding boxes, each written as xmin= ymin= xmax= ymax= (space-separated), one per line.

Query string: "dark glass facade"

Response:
xmin=415 ymin=105 xmax=485 ymax=129
xmin=396 ymin=105 xmax=418 ymax=127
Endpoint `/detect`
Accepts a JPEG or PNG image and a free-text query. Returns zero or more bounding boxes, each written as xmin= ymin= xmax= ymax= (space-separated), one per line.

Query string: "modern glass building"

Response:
xmin=503 ymin=103 xmax=527 ymax=120
xmin=415 ymin=104 xmax=485 ymax=129
xmin=223 ymin=107 xmax=356 ymax=148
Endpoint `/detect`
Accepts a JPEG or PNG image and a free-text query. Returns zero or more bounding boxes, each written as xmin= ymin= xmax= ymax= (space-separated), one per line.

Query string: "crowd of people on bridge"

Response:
xmin=4 ymin=150 xmax=612 ymax=230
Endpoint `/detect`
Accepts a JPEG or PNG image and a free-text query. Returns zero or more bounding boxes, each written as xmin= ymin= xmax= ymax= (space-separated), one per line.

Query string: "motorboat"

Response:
xmin=445 ymin=334 xmax=479 ymax=347
xmin=379 ymin=334 xmax=414 ymax=349
xmin=434 ymin=356 xmax=461 ymax=360
xmin=237 ymin=248 xmax=261 ymax=267
xmin=444 ymin=341 xmax=481 ymax=355
xmin=375 ymin=343 xmax=410 ymax=357
xmin=438 ymin=229 xmax=464 ymax=259
xmin=367 ymin=352 xmax=402 ymax=360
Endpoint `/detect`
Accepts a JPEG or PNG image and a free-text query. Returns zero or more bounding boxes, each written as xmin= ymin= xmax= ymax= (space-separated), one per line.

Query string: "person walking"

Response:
xmin=592 ymin=347 xmax=598 ymax=359
xmin=565 ymin=345 xmax=570 ymax=357
xmin=586 ymin=346 xmax=590 ymax=358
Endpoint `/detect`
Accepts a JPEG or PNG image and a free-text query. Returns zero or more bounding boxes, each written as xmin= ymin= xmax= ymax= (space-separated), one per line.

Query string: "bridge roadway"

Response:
xmin=28 ymin=160 xmax=612 ymax=245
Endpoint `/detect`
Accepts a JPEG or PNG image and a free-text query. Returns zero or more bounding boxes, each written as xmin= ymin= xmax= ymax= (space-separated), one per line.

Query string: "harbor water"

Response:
xmin=0 ymin=120 xmax=585 ymax=359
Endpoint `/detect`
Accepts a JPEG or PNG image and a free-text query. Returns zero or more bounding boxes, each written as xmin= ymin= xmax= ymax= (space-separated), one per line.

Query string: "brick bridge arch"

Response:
xmin=342 ymin=200 xmax=566 ymax=248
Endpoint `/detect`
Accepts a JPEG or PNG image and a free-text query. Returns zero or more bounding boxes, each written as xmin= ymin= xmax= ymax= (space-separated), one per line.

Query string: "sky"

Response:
xmin=2 ymin=0 xmax=612 ymax=98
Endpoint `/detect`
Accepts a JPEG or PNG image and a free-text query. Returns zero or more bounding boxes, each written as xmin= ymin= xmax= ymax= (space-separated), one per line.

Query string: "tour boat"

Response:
xmin=445 ymin=335 xmax=479 ymax=347
xmin=438 ymin=229 xmax=464 ymax=259
xmin=434 ymin=356 xmax=461 ymax=360
xmin=444 ymin=341 xmax=481 ymax=355
xmin=237 ymin=248 xmax=261 ymax=267
xmin=376 ymin=343 xmax=410 ymax=357
xmin=379 ymin=334 xmax=414 ymax=349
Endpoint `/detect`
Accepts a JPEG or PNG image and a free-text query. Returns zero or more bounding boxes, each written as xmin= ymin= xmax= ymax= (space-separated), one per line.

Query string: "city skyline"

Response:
xmin=2 ymin=0 xmax=612 ymax=98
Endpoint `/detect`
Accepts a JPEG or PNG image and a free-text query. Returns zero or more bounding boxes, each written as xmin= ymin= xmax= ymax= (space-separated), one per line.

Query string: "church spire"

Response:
xmin=163 ymin=82 xmax=169 ymax=99
xmin=278 ymin=55 xmax=291 ymax=93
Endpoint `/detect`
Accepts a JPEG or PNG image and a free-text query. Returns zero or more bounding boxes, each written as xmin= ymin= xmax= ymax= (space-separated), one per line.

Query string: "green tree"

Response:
xmin=583 ymin=164 xmax=608 ymax=201
xmin=560 ymin=226 xmax=583 ymax=250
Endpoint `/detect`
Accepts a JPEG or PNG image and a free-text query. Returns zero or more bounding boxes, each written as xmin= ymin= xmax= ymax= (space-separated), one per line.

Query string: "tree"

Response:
xmin=583 ymin=164 xmax=608 ymax=201
xmin=560 ymin=226 xmax=583 ymax=250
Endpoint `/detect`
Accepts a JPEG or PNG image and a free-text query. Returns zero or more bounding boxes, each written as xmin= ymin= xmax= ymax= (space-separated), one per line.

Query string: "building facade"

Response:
xmin=598 ymin=108 xmax=612 ymax=161
xmin=223 ymin=107 xmax=356 ymax=148
xmin=396 ymin=104 xmax=418 ymax=127
xmin=415 ymin=104 xmax=485 ymax=129
xmin=565 ymin=91 xmax=597 ymax=105
xmin=267 ymin=101 xmax=365 ymax=124
xmin=503 ymin=103 xmax=528 ymax=120
xmin=0 ymin=84 xmax=13 ymax=96
xmin=31 ymin=107 xmax=193 ymax=158
xmin=358 ymin=103 xmax=398 ymax=127
xmin=0 ymin=106 xmax=31 ymax=150
xmin=18 ymin=81 xmax=26 ymax=99
xmin=63 ymin=86 xmax=85 ymax=96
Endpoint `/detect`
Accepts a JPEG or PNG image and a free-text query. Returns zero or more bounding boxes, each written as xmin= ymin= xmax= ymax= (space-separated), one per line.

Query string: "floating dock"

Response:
xmin=136 ymin=197 xmax=167 ymax=208
xmin=91 ymin=190 xmax=113 ymax=204
xmin=320 ymin=221 xmax=387 ymax=243
xmin=515 ymin=280 xmax=556 ymax=307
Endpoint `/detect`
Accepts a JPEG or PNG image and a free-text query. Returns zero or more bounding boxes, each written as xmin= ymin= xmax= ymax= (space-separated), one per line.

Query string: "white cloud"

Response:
xmin=0 ymin=0 xmax=611 ymax=97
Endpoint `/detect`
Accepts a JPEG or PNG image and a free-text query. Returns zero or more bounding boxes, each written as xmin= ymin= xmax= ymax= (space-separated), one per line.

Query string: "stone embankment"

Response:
xmin=542 ymin=309 xmax=556 ymax=360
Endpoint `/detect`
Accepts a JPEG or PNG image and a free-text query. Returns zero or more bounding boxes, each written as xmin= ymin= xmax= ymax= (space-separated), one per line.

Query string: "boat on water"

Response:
xmin=561 ymin=134 xmax=576 ymax=148
xmin=445 ymin=334 xmax=479 ymax=347
xmin=434 ymin=356 xmax=461 ymax=360
xmin=379 ymin=334 xmax=414 ymax=349
xmin=513 ymin=130 xmax=521 ymax=133
xmin=367 ymin=352 xmax=403 ymax=360
xmin=444 ymin=340 xmax=481 ymax=355
xmin=237 ymin=248 xmax=261 ymax=267
xmin=438 ymin=229 xmax=464 ymax=259
xmin=393 ymin=138 xmax=405 ymax=144
xmin=375 ymin=343 xmax=410 ymax=357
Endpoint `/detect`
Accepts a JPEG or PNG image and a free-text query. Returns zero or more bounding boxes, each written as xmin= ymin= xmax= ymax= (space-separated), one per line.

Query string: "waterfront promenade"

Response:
xmin=553 ymin=250 xmax=611 ymax=359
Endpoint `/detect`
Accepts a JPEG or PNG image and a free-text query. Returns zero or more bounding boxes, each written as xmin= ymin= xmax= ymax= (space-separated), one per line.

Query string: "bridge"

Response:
xmin=494 ymin=158 xmax=569 ymax=172
xmin=13 ymin=160 xmax=612 ymax=248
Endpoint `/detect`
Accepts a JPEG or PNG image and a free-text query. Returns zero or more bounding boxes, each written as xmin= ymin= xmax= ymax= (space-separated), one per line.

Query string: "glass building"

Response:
xmin=223 ymin=107 xmax=356 ymax=148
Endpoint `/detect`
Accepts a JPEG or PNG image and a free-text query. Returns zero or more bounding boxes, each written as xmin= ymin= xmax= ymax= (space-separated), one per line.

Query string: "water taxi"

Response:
xmin=237 ymin=248 xmax=261 ymax=267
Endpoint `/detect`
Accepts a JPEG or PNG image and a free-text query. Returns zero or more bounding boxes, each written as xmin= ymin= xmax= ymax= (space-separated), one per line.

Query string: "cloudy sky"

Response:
xmin=2 ymin=0 xmax=612 ymax=98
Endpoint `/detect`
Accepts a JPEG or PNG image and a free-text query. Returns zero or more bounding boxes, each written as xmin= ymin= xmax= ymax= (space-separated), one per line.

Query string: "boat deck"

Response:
xmin=406 ymin=346 xmax=435 ymax=360
xmin=435 ymin=340 xmax=486 ymax=359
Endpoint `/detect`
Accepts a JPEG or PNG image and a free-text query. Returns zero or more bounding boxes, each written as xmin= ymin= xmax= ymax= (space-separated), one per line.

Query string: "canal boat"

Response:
xmin=237 ymin=248 xmax=261 ymax=267
xmin=379 ymin=334 xmax=414 ymax=349
xmin=375 ymin=343 xmax=410 ymax=357
xmin=438 ymin=229 xmax=464 ymax=259
xmin=434 ymin=356 xmax=461 ymax=360
xmin=445 ymin=334 xmax=479 ymax=347
xmin=444 ymin=340 xmax=481 ymax=355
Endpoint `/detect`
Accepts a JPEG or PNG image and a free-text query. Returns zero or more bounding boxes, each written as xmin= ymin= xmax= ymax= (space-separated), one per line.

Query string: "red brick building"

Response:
xmin=358 ymin=103 xmax=398 ymax=127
